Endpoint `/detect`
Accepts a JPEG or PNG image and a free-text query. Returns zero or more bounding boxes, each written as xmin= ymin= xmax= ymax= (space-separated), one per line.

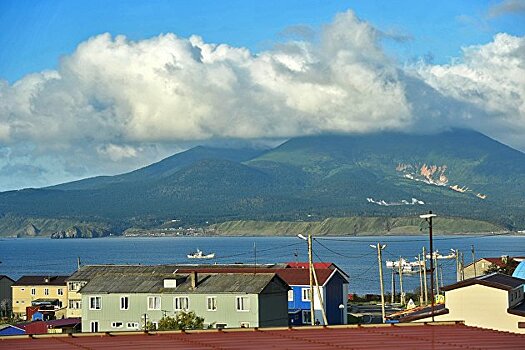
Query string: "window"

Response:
xmin=302 ymin=310 xmax=311 ymax=324
xmin=302 ymin=288 xmax=311 ymax=301
xmin=44 ymin=288 xmax=49 ymax=296
xmin=120 ymin=296 xmax=129 ymax=310
xmin=148 ymin=296 xmax=161 ymax=310
xmin=69 ymin=300 xmax=81 ymax=309
xmin=126 ymin=322 xmax=139 ymax=330
xmin=57 ymin=288 xmax=64 ymax=296
xmin=69 ymin=282 xmax=82 ymax=291
xmin=89 ymin=296 xmax=101 ymax=310
xmin=207 ymin=296 xmax=217 ymax=311
xmin=174 ymin=296 xmax=189 ymax=311
xmin=235 ymin=296 xmax=250 ymax=312
xmin=90 ymin=321 xmax=99 ymax=333
xmin=31 ymin=288 xmax=36 ymax=295
xmin=288 ymin=290 xmax=294 ymax=301
xmin=111 ymin=322 xmax=123 ymax=329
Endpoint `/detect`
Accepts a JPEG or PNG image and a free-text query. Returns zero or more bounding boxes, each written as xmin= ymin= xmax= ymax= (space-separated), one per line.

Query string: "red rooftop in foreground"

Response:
xmin=1 ymin=322 xmax=524 ymax=350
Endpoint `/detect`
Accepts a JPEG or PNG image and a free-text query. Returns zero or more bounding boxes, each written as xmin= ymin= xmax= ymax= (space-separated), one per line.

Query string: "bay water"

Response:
xmin=0 ymin=235 xmax=523 ymax=294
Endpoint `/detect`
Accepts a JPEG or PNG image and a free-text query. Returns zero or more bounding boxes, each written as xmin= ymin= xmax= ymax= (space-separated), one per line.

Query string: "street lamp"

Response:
xmin=338 ymin=303 xmax=345 ymax=324
xmin=370 ymin=243 xmax=386 ymax=323
xmin=420 ymin=211 xmax=437 ymax=322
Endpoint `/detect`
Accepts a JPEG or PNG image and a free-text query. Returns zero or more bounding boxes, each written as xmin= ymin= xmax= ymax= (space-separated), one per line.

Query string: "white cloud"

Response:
xmin=488 ymin=0 xmax=525 ymax=18
xmin=0 ymin=10 xmax=524 ymax=190
xmin=413 ymin=33 xmax=525 ymax=146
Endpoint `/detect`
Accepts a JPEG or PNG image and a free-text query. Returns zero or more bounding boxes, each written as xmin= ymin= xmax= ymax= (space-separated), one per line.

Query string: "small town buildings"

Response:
xmin=393 ymin=273 xmax=525 ymax=334
xmin=177 ymin=262 xmax=350 ymax=326
xmin=71 ymin=266 xmax=290 ymax=332
xmin=463 ymin=256 xmax=524 ymax=279
xmin=0 ymin=275 xmax=15 ymax=317
xmin=11 ymin=276 xmax=69 ymax=319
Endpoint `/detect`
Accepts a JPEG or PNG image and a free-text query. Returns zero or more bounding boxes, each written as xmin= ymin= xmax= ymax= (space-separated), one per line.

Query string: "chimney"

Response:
xmin=190 ymin=271 xmax=198 ymax=289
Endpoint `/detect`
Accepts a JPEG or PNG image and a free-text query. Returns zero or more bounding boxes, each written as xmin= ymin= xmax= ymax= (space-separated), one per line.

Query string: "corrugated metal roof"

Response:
xmin=442 ymin=272 xmax=525 ymax=292
xmin=71 ymin=264 xmax=345 ymax=287
xmin=79 ymin=272 xmax=284 ymax=294
xmin=1 ymin=323 xmax=523 ymax=349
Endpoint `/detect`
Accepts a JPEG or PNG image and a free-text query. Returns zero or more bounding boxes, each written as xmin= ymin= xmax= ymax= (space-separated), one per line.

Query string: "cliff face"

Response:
xmin=51 ymin=225 xmax=112 ymax=239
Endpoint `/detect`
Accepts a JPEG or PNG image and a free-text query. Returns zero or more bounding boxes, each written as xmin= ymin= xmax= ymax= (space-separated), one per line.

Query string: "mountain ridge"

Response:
xmin=1 ymin=129 xmax=524 ymax=237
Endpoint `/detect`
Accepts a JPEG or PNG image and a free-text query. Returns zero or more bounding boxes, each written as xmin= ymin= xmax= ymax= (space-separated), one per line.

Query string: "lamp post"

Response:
xmin=339 ymin=304 xmax=345 ymax=324
xmin=370 ymin=243 xmax=386 ymax=323
xmin=420 ymin=211 xmax=437 ymax=322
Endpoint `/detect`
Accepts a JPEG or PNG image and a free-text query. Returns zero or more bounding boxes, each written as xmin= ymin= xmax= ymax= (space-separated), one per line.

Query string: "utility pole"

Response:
xmin=435 ymin=255 xmax=440 ymax=296
xmin=254 ymin=242 xmax=257 ymax=275
xmin=391 ymin=267 xmax=395 ymax=304
xmin=471 ymin=245 xmax=477 ymax=277
xmin=398 ymin=256 xmax=405 ymax=305
xmin=417 ymin=254 xmax=424 ymax=306
xmin=420 ymin=211 xmax=436 ymax=322
xmin=461 ymin=251 xmax=465 ymax=281
xmin=77 ymin=257 xmax=81 ymax=271
xmin=308 ymin=234 xmax=315 ymax=326
xmin=371 ymin=243 xmax=386 ymax=323
xmin=455 ymin=249 xmax=460 ymax=282
xmin=422 ymin=247 xmax=428 ymax=305
xmin=311 ymin=259 xmax=329 ymax=325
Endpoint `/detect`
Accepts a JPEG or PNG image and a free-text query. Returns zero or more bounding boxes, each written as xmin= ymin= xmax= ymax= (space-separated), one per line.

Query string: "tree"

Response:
xmin=486 ymin=257 xmax=519 ymax=276
xmin=155 ymin=311 xmax=204 ymax=331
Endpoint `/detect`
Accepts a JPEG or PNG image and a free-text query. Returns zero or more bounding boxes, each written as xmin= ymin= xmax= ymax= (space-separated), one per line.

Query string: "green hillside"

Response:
xmin=211 ymin=216 xmax=505 ymax=235
xmin=0 ymin=129 xmax=524 ymax=237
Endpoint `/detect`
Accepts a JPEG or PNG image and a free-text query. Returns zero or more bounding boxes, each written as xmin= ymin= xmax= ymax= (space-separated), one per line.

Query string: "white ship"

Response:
xmin=187 ymin=249 xmax=215 ymax=259
xmin=386 ymin=258 xmax=424 ymax=274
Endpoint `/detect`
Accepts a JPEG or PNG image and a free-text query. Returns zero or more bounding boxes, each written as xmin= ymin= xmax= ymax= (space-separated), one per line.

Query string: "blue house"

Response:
xmin=172 ymin=262 xmax=350 ymax=326
xmin=280 ymin=263 xmax=349 ymax=325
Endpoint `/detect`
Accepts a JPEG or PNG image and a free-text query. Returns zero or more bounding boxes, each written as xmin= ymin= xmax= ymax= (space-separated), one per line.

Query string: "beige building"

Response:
xmin=397 ymin=273 xmax=525 ymax=334
xmin=463 ymin=257 xmax=524 ymax=280
xmin=11 ymin=276 xmax=69 ymax=319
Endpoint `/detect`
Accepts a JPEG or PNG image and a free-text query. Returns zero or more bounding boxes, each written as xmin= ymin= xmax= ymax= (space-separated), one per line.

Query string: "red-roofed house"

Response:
xmin=177 ymin=263 xmax=349 ymax=326
xmin=464 ymin=256 xmax=524 ymax=279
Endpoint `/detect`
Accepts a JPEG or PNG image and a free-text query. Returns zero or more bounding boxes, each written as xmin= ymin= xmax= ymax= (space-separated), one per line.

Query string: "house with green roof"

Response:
xmin=76 ymin=267 xmax=289 ymax=332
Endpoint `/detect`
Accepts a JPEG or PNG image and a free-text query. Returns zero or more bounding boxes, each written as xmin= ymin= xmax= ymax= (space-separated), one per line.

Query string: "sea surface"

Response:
xmin=0 ymin=235 xmax=523 ymax=294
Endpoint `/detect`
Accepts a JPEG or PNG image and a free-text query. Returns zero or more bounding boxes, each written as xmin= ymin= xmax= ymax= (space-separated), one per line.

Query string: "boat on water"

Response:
xmin=386 ymin=258 xmax=424 ymax=274
xmin=187 ymin=249 xmax=215 ymax=259
xmin=425 ymin=250 xmax=456 ymax=260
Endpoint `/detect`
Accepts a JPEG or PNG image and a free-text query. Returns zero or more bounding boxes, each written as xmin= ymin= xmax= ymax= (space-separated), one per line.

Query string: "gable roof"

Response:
xmin=442 ymin=272 xmax=525 ymax=292
xmin=79 ymin=272 xmax=287 ymax=294
xmin=0 ymin=275 xmax=15 ymax=283
xmin=69 ymin=263 xmax=347 ymax=288
xmin=13 ymin=276 xmax=69 ymax=286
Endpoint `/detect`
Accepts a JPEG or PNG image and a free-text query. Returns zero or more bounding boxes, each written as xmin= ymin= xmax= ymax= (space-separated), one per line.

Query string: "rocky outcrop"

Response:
xmin=51 ymin=225 xmax=112 ymax=239
xmin=24 ymin=223 xmax=41 ymax=237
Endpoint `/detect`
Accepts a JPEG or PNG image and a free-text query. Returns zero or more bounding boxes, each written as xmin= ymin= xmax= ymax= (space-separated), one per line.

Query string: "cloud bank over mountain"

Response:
xmin=0 ymin=10 xmax=524 ymax=190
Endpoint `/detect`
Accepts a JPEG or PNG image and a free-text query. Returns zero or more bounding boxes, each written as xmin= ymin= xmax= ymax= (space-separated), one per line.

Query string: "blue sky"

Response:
xmin=0 ymin=0 xmax=524 ymax=190
xmin=1 ymin=0 xmax=523 ymax=83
